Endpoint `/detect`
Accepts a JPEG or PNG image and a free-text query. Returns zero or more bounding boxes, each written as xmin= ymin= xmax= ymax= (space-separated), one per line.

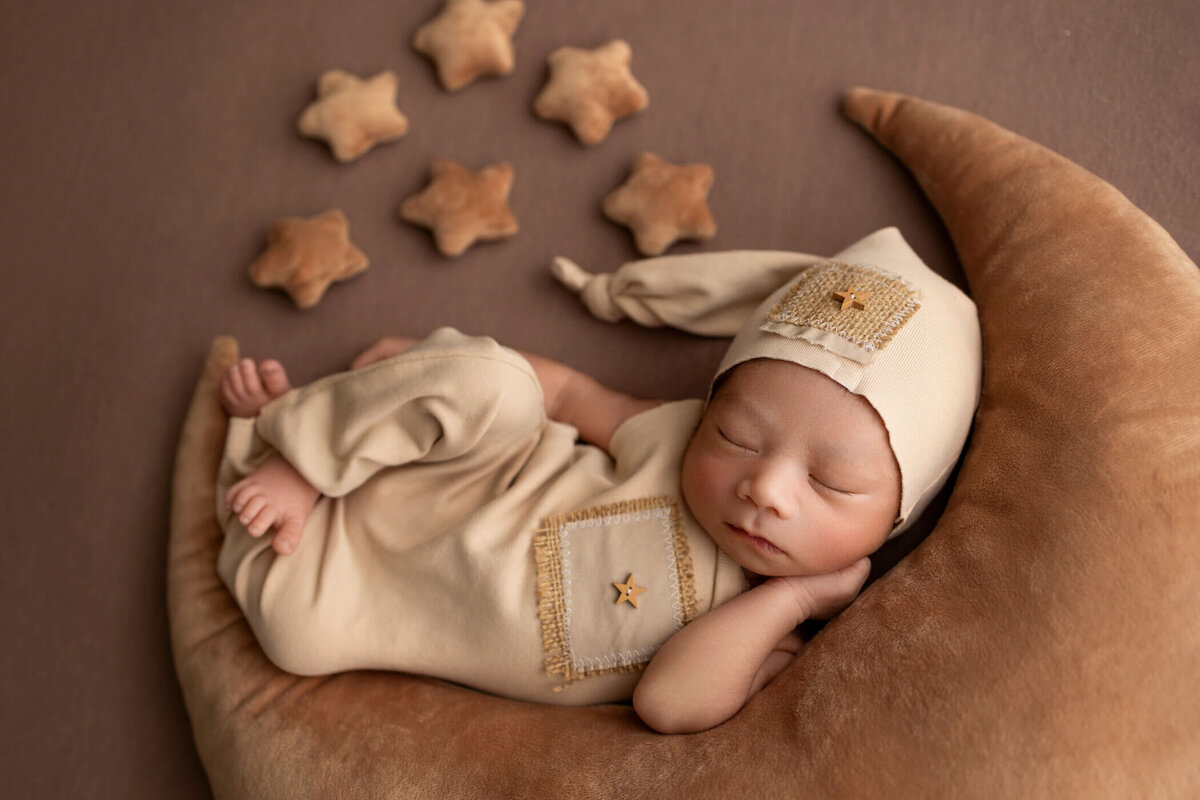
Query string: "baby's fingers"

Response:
xmin=786 ymin=558 xmax=872 ymax=620
xmin=813 ymin=558 xmax=871 ymax=618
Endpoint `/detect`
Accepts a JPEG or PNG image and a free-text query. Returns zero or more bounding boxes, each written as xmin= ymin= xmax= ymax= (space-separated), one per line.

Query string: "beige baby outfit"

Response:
xmin=218 ymin=226 xmax=982 ymax=704
xmin=218 ymin=328 xmax=746 ymax=705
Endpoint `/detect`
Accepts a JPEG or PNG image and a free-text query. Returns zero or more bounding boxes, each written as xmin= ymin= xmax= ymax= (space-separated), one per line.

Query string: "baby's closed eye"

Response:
xmin=717 ymin=426 xmax=758 ymax=452
xmin=809 ymin=475 xmax=858 ymax=495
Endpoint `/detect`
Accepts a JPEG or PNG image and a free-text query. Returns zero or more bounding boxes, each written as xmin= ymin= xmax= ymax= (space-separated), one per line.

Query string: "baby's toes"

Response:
xmin=246 ymin=505 xmax=279 ymax=538
xmin=225 ymin=362 xmax=244 ymax=394
xmin=258 ymin=360 xmax=291 ymax=398
xmin=226 ymin=479 xmax=252 ymax=512
xmin=272 ymin=516 xmax=303 ymax=555
xmin=220 ymin=365 xmax=246 ymax=408
xmin=237 ymin=495 xmax=269 ymax=530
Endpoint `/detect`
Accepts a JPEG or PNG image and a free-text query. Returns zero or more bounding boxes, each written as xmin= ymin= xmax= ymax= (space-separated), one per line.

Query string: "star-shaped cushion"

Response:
xmin=413 ymin=0 xmax=525 ymax=91
xmin=400 ymin=159 xmax=519 ymax=257
xmin=296 ymin=70 xmax=409 ymax=163
xmin=603 ymin=152 xmax=716 ymax=256
xmin=248 ymin=209 xmax=369 ymax=309
xmin=532 ymin=39 xmax=649 ymax=145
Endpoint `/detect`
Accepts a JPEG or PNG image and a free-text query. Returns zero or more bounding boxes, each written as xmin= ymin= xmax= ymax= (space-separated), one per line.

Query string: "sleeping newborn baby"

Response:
xmin=215 ymin=227 xmax=981 ymax=733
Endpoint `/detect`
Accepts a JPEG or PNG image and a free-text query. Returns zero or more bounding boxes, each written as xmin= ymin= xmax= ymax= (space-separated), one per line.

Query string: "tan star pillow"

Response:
xmin=247 ymin=209 xmax=368 ymax=308
xmin=413 ymin=0 xmax=525 ymax=91
xmin=533 ymin=39 xmax=649 ymax=145
xmin=399 ymin=159 xmax=518 ymax=256
xmin=603 ymin=152 xmax=716 ymax=255
xmin=296 ymin=70 xmax=409 ymax=162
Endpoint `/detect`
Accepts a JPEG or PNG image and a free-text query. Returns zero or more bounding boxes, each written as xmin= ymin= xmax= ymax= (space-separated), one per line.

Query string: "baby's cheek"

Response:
xmin=680 ymin=445 xmax=718 ymax=514
xmin=679 ymin=448 xmax=703 ymax=505
xmin=821 ymin=516 xmax=891 ymax=570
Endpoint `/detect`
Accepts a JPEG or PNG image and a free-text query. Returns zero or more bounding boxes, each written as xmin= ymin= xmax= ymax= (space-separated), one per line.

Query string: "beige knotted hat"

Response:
xmin=553 ymin=227 xmax=982 ymax=535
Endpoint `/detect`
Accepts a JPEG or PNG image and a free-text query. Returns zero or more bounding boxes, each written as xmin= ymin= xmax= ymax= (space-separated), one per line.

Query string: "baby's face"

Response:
xmin=681 ymin=359 xmax=901 ymax=577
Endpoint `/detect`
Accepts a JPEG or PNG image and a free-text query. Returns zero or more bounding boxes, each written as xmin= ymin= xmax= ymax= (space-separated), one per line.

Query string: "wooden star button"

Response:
xmin=297 ymin=70 xmax=409 ymax=163
xmin=400 ymin=159 xmax=519 ymax=257
xmin=248 ymin=209 xmax=369 ymax=309
xmin=413 ymin=0 xmax=525 ymax=91
xmin=603 ymin=152 xmax=717 ymax=256
xmin=613 ymin=574 xmax=647 ymax=608
xmin=533 ymin=39 xmax=649 ymax=146
xmin=832 ymin=286 xmax=870 ymax=311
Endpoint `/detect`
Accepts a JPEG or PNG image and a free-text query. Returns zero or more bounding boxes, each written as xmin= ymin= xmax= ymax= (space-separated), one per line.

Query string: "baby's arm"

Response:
xmin=353 ymin=336 xmax=661 ymax=452
xmin=633 ymin=559 xmax=871 ymax=734
xmin=540 ymin=361 xmax=662 ymax=452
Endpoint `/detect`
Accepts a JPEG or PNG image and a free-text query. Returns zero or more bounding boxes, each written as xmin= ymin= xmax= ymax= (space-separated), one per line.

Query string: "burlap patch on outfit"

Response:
xmin=534 ymin=496 xmax=697 ymax=688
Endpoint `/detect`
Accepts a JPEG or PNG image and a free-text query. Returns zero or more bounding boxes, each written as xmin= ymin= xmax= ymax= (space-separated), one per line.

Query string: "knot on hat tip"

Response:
xmin=551 ymin=256 xmax=590 ymax=291
xmin=551 ymin=256 xmax=624 ymax=322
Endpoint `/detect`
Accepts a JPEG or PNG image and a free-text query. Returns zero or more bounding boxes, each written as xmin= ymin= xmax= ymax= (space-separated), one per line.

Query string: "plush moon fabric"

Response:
xmin=169 ymin=88 xmax=1199 ymax=798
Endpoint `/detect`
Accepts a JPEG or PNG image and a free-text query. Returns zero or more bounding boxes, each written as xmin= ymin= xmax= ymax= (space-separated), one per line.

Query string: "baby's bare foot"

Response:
xmin=220 ymin=358 xmax=291 ymax=417
xmin=225 ymin=453 xmax=319 ymax=555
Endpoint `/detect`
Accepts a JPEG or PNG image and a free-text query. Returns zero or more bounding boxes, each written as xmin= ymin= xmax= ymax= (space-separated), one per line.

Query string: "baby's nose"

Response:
xmin=737 ymin=470 xmax=797 ymax=519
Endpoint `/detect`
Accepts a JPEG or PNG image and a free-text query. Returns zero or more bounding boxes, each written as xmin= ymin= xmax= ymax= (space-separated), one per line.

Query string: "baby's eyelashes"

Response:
xmin=809 ymin=475 xmax=858 ymax=496
xmin=717 ymin=427 xmax=758 ymax=453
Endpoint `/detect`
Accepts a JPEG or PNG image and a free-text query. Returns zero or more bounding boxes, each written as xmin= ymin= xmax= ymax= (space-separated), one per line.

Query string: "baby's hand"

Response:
xmin=351 ymin=336 xmax=417 ymax=370
xmin=775 ymin=558 xmax=872 ymax=621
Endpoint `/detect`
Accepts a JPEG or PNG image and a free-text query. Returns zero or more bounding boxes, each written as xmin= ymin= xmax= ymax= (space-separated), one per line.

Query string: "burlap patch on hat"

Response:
xmin=766 ymin=261 xmax=920 ymax=356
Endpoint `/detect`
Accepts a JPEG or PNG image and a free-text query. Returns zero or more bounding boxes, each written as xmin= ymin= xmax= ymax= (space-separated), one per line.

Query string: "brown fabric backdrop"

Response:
xmin=2 ymin=0 xmax=1196 ymax=797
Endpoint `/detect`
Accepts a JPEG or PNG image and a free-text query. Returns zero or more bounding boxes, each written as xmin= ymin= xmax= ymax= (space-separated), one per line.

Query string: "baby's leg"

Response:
xmin=224 ymin=453 xmax=319 ymax=555
xmin=220 ymin=358 xmax=292 ymax=418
